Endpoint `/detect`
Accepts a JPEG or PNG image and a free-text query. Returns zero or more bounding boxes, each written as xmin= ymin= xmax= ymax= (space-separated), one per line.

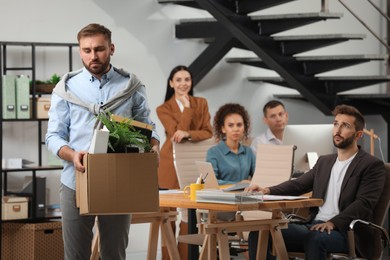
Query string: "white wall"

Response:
xmin=1 ymin=0 xmax=387 ymax=258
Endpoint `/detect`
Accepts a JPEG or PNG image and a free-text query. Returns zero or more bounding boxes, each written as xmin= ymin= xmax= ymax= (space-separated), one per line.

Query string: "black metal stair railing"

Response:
xmin=338 ymin=0 xmax=390 ymax=51
xmin=158 ymin=0 xmax=390 ymax=117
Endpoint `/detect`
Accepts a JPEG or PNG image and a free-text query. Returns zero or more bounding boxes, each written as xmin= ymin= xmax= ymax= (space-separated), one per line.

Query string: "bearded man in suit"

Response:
xmin=246 ymin=104 xmax=385 ymax=260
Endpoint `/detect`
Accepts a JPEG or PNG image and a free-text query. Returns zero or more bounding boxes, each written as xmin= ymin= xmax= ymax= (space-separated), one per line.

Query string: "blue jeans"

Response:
xmin=248 ymin=220 xmax=349 ymax=260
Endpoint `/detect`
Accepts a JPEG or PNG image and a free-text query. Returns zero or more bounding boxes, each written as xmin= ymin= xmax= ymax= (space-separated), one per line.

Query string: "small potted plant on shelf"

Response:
xmin=31 ymin=73 xmax=61 ymax=94
xmin=96 ymin=112 xmax=151 ymax=153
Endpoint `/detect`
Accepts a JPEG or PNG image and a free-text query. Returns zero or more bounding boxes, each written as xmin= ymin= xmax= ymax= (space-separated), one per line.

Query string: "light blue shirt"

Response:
xmin=206 ymin=141 xmax=256 ymax=185
xmin=250 ymin=128 xmax=283 ymax=153
xmin=45 ymin=66 xmax=159 ymax=190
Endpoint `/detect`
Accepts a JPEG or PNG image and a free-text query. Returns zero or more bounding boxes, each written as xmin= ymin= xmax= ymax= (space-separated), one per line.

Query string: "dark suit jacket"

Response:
xmin=156 ymin=96 xmax=213 ymax=189
xmin=269 ymin=148 xmax=385 ymax=258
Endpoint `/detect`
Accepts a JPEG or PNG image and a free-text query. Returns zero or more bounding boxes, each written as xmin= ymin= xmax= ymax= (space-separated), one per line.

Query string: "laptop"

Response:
xmin=194 ymin=161 xmax=250 ymax=191
xmin=194 ymin=161 xmax=219 ymax=189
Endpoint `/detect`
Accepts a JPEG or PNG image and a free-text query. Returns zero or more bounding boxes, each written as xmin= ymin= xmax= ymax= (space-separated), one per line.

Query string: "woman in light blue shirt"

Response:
xmin=206 ymin=103 xmax=256 ymax=185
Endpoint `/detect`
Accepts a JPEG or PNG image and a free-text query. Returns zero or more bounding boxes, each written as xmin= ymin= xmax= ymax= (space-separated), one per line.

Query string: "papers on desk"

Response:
xmin=262 ymin=195 xmax=309 ymax=201
xmin=159 ymin=190 xmax=183 ymax=194
xmin=222 ymin=182 xmax=249 ymax=192
xmin=196 ymin=190 xmax=262 ymax=204
xmin=195 ymin=190 xmax=309 ymax=204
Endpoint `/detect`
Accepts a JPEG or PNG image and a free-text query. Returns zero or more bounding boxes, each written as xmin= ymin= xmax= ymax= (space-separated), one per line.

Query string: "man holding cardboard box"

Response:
xmin=46 ymin=23 xmax=160 ymax=260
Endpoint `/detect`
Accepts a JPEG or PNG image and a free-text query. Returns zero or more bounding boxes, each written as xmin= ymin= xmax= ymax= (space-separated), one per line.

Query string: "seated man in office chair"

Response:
xmin=246 ymin=104 xmax=385 ymax=260
xmin=250 ymin=100 xmax=288 ymax=153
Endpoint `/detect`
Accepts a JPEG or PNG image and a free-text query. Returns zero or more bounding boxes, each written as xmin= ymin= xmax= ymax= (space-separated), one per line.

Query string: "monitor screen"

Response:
xmin=283 ymin=124 xmax=335 ymax=172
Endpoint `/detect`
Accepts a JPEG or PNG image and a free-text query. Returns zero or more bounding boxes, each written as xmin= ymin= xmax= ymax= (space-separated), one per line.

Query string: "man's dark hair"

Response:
xmin=263 ymin=100 xmax=285 ymax=116
xmin=332 ymin=104 xmax=365 ymax=131
xmin=77 ymin=23 xmax=112 ymax=44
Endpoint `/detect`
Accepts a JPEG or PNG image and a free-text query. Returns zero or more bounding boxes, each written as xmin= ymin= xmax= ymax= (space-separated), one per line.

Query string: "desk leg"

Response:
xmin=208 ymin=232 xmax=217 ymax=260
xmin=270 ymin=224 xmax=288 ymax=260
xmin=258 ymin=230 xmax=269 ymax=260
xmin=188 ymin=208 xmax=199 ymax=260
xmin=161 ymin=218 xmax=181 ymax=260
xmin=216 ymin=231 xmax=230 ymax=260
xmin=199 ymin=234 xmax=209 ymax=260
xmin=146 ymin=221 xmax=159 ymax=260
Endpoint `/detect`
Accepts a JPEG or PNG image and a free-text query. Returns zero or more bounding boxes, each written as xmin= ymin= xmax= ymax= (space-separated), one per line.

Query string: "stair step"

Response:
xmin=318 ymin=75 xmax=390 ymax=92
xmin=252 ymin=12 xmax=342 ymax=35
xmin=248 ymin=75 xmax=390 ymax=93
xmin=276 ymin=93 xmax=390 ymax=100
xmin=176 ymin=12 xmax=343 ymax=39
xmin=247 ymin=76 xmax=293 ymax=88
xmin=158 ymin=0 xmax=298 ymax=14
xmin=274 ymin=34 xmax=366 ymax=55
xmin=274 ymin=93 xmax=390 ymax=116
xmin=226 ymin=55 xmax=385 ymax=75
xmin=158 ymin=0 xmax=193 ymax=2
xmin=298 ymin=55 xmax=385 ymax=74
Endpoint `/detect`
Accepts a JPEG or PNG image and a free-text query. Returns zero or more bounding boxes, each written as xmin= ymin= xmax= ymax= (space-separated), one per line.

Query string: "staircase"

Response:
xmin=158 ymin=0 xmax=390 ymax=119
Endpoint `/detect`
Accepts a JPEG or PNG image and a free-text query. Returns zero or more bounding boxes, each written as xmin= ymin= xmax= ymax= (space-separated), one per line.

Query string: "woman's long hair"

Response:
xmin=164 ymin=65 xmax=194 ymax=102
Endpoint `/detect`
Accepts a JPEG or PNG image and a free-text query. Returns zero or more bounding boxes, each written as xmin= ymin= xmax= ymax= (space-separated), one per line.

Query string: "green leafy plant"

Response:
xmin=96 ymin=112 xmax=151 ymax=153
xmin=48 ymin=73 xmax=61 ymax=84
xmin=34 ymin=73 xmax=61 ymax=85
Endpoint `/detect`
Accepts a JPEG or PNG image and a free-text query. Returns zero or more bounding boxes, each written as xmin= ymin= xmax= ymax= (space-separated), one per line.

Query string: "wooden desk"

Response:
xmin=160 ymin=193 xmax=323 ymax=260
xmin=90 ymin=208 xmax=179 ymax=260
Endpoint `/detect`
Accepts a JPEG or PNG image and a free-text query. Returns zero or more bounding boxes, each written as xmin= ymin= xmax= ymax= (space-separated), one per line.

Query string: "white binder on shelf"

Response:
xmin=2 ymin=75 xmax=16 ymax=119
xmin=15 ymin=75 xmax=30 ymax=119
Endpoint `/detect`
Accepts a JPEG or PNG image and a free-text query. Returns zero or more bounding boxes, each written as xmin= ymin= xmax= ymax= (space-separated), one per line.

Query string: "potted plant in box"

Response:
xmin=96 ymin=112 xmax=151 ymax=153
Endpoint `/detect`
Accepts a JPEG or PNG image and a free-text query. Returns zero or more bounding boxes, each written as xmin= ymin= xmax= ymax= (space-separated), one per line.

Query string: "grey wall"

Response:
xmin=0 ymin=0 xmax=387 ymax=258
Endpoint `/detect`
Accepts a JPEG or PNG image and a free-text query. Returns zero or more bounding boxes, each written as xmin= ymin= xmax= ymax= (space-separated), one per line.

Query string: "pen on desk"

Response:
xmin=202 ymin=172 xmax=209 ymax=184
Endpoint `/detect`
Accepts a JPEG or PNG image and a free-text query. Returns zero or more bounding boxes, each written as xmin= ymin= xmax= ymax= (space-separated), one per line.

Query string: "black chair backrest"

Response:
xmin=373 ymin=163 xmax=390 ymax=226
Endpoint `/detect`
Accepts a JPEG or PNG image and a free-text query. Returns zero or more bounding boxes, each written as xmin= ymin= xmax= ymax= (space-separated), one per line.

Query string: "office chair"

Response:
xmin=173 ymin=138 xmax=247 ymax=256
xmin=172 ymin=138 xmax=216 ymax=246
xmin=289 ymin=163 xmax=390 ymax=260
xmin=242 ymin=144 xmax=296 ymax=222
xmin=342 ymin=162 xmax=390 ymax=260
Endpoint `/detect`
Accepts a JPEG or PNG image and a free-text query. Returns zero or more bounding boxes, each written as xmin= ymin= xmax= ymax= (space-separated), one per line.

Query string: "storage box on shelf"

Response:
xmin=1 ymin=196 xmax=28 ymax=220
xmin=0 ymin=42 xmax=78 ymax=257
xmin=36 ymin=97 xmax=51 ymax=119
xmin=1 ymin=221 xmax=63 ymax=260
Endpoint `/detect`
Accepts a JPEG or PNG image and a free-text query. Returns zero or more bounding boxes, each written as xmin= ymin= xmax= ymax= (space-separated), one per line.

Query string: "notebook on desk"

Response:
xmin=194 ymin=161 xmax=219 ymax=189
xmin=222 ymin=182 xmax=249 ymax=192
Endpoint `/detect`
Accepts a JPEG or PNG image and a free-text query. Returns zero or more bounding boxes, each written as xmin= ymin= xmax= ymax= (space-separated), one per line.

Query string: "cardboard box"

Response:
xmin=2 ymin=196 xmax=28 ymax=220
xmin=76 ymin=152 xmax=159 ymax=215
xmin=36 ymin=97 xmax=51 ymax=119
xmin=3 ymin=158 xmax=34 ymax=169
xmin=2 ymin=221 xmax=63 ymax=260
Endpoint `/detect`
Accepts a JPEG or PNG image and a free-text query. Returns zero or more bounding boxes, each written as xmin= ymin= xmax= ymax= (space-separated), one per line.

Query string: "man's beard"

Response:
xmin=83 ymin=59 xmax=110 ymax=77
xmin=333 ymin=134 xmax=355 ymax=149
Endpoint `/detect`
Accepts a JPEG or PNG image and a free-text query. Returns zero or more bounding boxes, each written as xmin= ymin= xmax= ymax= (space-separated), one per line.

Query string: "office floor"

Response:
xmin=231 ymin=252 xmax=390 ymax=259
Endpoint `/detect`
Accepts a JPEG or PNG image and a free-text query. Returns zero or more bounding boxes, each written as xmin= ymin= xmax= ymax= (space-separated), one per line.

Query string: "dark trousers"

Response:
xmin=248 ymin=220 xmax=349 ymax=260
